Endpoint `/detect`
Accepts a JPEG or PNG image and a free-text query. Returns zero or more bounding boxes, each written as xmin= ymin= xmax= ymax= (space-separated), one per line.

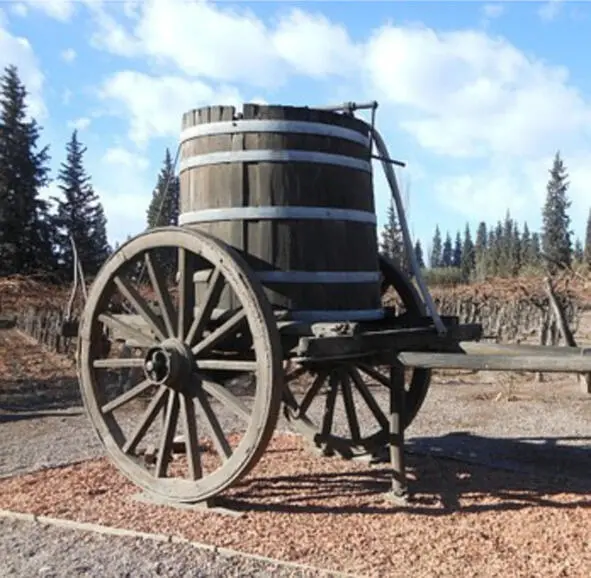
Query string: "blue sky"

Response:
xmin=1 ymin=0 xmax=590 ymax=257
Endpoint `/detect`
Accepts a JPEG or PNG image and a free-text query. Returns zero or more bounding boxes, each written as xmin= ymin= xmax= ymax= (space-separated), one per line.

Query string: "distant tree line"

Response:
xmin=380 ymin=152 xmax=591 ymax=284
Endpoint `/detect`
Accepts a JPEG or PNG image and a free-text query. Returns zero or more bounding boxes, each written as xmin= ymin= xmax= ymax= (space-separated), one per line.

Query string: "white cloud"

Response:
xmin=99 ymin=70 xmax=242 ymax=145
xmin=25 ymin=0 xmax=75 ymax=22
xmin=68 ymin=117 xmax=92 ymax=131
xmin=61 ymin=48 xmax=77 ymax=63
xmin=11 ymin=4 xmax=28 ymax=18
xmin=102 ymin=146 xmax=149 ymax=171
xmin=0 ymin=19 xmax=45 ymax=118
xmin=83 ymin=1 xmax=591 ymax=239
xmin=482 ymin=4 xmax=505 ymax=19
xmin=272 ymin=9 xmax=361 ymax=78
xmin=538 ymin=0 xmax=563 ymax=22
xmin=364 ymin=26 xmax=591 ymax=159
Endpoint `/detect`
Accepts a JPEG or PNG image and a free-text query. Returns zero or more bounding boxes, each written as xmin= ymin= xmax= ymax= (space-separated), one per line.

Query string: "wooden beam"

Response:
xmin=398 ymin=351 xmax=591 ymax=373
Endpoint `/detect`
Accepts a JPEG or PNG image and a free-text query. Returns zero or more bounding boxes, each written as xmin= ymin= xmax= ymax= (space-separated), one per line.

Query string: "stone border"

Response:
xmin=0 ymin=508 xmax=358 ymax=578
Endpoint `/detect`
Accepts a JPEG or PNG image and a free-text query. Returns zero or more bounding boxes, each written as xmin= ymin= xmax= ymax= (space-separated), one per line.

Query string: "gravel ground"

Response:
xmin=0 ymin=516 xmax=340 ymax=578
xmin=1 ymin=328 xmax=590 ymax=577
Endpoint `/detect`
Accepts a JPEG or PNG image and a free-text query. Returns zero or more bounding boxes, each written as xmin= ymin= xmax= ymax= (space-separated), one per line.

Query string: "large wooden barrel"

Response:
xmin=178 ymin=104 xmax=383 ymax=322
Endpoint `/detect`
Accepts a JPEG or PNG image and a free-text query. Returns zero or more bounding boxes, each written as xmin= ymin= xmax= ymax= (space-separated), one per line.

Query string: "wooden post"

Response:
xmin=388 ymin=359 xmax=408 ymax=503
xmin=544 ymin=277 xmax=590 ymax=394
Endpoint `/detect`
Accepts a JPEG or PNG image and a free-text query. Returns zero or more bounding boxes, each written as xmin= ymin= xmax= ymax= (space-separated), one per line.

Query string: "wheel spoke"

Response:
xmin=101 ymin=378 xmax=153 ymax=414
xmin=93 ymin=358 xmax=144 ymax=369
xmin=196 ymin=359 xmax=257 ymax=372
xmin=297 ymin=371 xmax=328 ymax=418
xmin=98 ymin=313 xmax=156 ymax=347
xmin=177 ymin=247 xmax=194 ymax=340
xmin=196 ymin=389 xmax=232 ymax=460
xmin=320 ymin=372 xmax=339 ymax=437
xmin=358 ymin=363 xmax=390 ymax=387
xmin=113 ymin=275 xmax=167 ymax=342
xmin=186 ymin=267 xmax=225 ymax=346
xmin=144 ymin=252 xmax=176 ymax=338
xmin=122 ymin=386 xmax=168 ymax=454
xmin=340 ymin=371 xmax=361 ymax=444
xmin=156 ymin=391 xmax=180 ymax=478
xmin=191 ymin=309 xmax=247 ymax=357
xmin=202 ymin=379 xmax=250 ymax=421
xmin=349 ymin=367 xmax=389 ymax=430
xmin=180 ymin=393 xmax=202 ymax=480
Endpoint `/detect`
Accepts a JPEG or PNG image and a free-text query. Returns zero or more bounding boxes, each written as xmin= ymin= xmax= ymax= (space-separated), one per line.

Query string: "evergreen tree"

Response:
xmin=542 ymin=151 xmax=572 ymax=273
xmin=474 ymin=221 xmax=488 ymax=280
xmin=521 ymin=222 xmax=532 ymax=267
xmin=511 ymin=220 xmax=521 ymax=276
xmin=430 ymin=225 xmax=442 ymax=268
xmin=452 ymin=231 xmax=462 ymax=268
xmin=584 ymin=208 xmax=591 ymax=267
xmin=0 ymin=65 xmax=54 ymax=275
xmin=413 ymin=240 xmax=425 ymax=268
xmin=52 ymin=130 xmax=111 ymax=278
xmin=500 ymin=211 xmax=516 ymax=277
xmin=531 ymin=232 xmax=542 ymax=266
xmin=147 ymin=148 xmax=179 ymax=229
xmin=574 ymin=239 xmax=584 ymax=263
xmin=460 ymin=223 xmax=475 ymax=282
xmin=441 ymin=232 xmax=453 ymax=267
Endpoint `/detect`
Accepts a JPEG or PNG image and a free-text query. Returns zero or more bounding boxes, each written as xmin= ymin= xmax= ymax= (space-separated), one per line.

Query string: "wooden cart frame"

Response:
xmin=71 ymin=101 xmax=591 ymax=507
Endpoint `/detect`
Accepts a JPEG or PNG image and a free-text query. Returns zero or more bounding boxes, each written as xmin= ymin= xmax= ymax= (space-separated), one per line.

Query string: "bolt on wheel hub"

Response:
xmin=143 ymin=339 xmax=194 ymax=390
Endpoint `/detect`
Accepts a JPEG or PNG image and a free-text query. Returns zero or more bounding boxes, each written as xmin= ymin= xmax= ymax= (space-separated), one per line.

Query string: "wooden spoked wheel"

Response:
xmin=282 ymin=256 xmax=432 ymax=459
xmin=77 ymin=228 xmax=283 ymax=503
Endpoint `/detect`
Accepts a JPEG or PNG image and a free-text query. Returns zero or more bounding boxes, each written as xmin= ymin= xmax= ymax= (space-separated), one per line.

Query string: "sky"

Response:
xmin=1 ymin=0 xmax=590 ymax=256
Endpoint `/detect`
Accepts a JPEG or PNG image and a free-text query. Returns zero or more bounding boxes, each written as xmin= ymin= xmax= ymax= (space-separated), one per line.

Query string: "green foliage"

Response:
xmin=0 ymin=65 xmax=54 ymax=276
xmin=460 ymin=223 xmax=475 ymax=282
xmin=584 ymin=208 xmax=591 ymax=268
xmin=379 ymin=199 xmax=405 ymax=267
xmin=452 ymin=231 xmax=462 ymax=268
xmin=422 ymin=266 xmax=464 ymax=287
xmin=413 ymin=239 xmax=425 ymax=268
xmin=441 ymin=231 xmax=453 ymax=267
xmin=147 ymin=148 xmax=179 ymax=229
xmin=542 ymin=151 xmax=572 ymax=273
xmin=52 ymin=130 xmax=111 ymax=278
xmin=430 ymin=225 xmax=442 ymax=268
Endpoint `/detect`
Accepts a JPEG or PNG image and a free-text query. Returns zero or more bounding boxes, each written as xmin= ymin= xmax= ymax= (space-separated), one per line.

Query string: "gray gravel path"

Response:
xmin=0 ymin=517 xmax=341 ymax=578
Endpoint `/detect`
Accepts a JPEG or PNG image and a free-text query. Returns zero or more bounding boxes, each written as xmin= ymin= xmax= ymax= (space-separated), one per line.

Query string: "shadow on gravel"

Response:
xmin=0 ymin=376 xmax=82 ymax=412
xmin=0 ymin=410 xmax=83 ymax=423
xmin=223 ymin=433 xmax=591 ymax=516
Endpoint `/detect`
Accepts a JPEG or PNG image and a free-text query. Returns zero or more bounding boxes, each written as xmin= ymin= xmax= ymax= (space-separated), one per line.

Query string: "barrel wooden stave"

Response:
xmin=180 ymin=104 xmax=382 ymax=319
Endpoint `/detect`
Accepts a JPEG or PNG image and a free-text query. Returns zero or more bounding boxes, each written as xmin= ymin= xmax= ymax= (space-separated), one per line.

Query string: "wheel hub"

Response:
xmin=143 ymin=339 xmax=194 ymax=391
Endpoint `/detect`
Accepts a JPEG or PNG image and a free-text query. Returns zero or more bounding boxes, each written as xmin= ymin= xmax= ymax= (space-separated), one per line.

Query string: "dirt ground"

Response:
xmin=0 ymin=319 xmax=590 ymax=577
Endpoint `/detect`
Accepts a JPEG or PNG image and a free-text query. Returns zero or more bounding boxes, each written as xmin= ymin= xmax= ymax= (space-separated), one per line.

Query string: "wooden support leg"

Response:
xmin=388 ymin=360 xmax=409 ymax=504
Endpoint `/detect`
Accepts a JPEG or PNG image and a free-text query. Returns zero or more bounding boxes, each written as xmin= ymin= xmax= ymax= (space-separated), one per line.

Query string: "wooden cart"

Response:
xmin=74 ymin=102 xmax=591 ymax=507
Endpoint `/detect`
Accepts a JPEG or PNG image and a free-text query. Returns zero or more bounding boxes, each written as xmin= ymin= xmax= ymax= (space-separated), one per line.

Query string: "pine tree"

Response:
xmin=413 ymin=240 xmax=425 ymax=268
xmin=584 ymin=208 xmax=591 ymax=268
xmin=574 ymin=239 xmax=584 ymax=263
xmin=511 ymin=221 xmax=521 ymax=276
xmin=430 ymin=225 xmax=442 ymax=268
xmin=452 ymin=231 xmax=462 ymax=268
xmin=531 ymin=232 xmax=542 ymax=266
xmin=521 ymin=222 xmax=532 ymax=267
xmin=147 ymin=148 xmax=179 ymax=229
xmin=500 ymin=211 xmax=515 ymax=277
xmin=460 ymin=223 xmax=475 ymax=282
xmin=441 ymin=232 xmax=453 ymax=267
xmin=52 ymin=130 xmax=110 ymax=278
xmin=474 ymin=221 xmax=487 ymax=280
xmin=542 ymin=151 xmax=572 ymax=273
xmin=0 ymin=65 xmax=54 ymax=275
